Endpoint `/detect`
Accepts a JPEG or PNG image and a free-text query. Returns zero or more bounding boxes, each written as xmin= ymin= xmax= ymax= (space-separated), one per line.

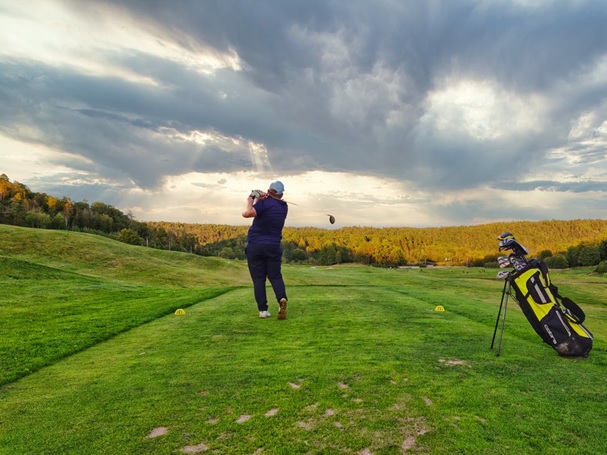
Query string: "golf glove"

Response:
xmin=249 ymin=189 xmax=264 ymax=199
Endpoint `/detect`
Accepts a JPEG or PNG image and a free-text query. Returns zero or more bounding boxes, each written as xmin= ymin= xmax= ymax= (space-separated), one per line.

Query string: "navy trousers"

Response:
xmin=245 ymin=243 xmax=287 ymax=311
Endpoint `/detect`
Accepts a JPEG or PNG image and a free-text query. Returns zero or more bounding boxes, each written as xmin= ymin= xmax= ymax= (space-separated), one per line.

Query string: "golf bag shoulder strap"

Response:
xmin=549 ymin=288 xmax=586 ymax=323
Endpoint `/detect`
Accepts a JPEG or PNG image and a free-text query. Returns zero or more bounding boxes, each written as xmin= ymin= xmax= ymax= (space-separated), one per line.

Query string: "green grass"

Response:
xmin=1 ymin=224 xmax=607 ymax=454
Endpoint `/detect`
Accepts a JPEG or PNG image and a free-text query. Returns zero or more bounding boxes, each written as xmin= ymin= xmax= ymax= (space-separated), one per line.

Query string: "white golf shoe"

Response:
xmin=259 ymin=310 xmax=271 ymax=318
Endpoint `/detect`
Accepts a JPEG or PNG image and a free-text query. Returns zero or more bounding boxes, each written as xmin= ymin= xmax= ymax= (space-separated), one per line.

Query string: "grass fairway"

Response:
xmin=1 ymin=225 xmax=607 ymax=454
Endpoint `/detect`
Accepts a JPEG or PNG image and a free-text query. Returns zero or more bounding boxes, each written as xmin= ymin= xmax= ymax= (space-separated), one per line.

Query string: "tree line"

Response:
xmin=3 ymin=174 xmax=607 ymax=269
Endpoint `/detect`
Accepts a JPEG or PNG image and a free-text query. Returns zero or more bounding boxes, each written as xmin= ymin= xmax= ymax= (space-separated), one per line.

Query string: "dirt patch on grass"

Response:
xmin=147 ymin=427 xmax=168 ymax=438
xmin=439 ymin=358 xmax=470 ymax=367
xmin=402 ymin=436 xmax=416 ymax=450
xmin=305 ymin=402 xmax=319 ymax=411
xmin=181 ymin=442 xmax=209 ymax=453
xmin=401 ymin=417 xmax=431 ymax=453
xmin=236 ymin=414 xmax=252 ymax=424
xmin=296 ymin=419 xmax=315 ymax=430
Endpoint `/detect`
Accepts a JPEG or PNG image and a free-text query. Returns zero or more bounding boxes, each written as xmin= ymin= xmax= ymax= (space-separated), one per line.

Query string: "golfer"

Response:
xmin=242 ymin=181 xmax=289 ymax=319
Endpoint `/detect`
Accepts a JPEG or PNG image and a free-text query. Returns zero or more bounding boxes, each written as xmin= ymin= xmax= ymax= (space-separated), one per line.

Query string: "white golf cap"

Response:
xmin=269 ymin=181 xmax=284 ymax=194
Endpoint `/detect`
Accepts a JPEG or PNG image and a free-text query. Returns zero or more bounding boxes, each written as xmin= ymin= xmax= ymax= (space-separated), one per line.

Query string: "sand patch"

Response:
xmin=422 ymin=397 xmax=433 ymax=406
xmin=265 ymin=408 xmax=279 ymax=417
xmin=288 ymin=382 xmax=301 ymax=389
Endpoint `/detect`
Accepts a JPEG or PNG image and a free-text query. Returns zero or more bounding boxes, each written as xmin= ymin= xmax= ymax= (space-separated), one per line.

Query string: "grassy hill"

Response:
xmin=0 ymin=224 xmax=252 ymax=287
xmin=1 ymin=224 xmax=607 ymax=454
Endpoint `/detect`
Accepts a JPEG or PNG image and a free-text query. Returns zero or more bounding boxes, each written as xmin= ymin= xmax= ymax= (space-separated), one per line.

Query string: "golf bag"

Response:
xmin=495 ymin=233 xmax=593 ymax=357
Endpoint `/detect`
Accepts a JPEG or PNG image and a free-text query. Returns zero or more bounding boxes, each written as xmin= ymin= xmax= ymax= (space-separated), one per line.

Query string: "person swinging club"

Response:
xmin=242 ymin=181 xmax=289 ymax=319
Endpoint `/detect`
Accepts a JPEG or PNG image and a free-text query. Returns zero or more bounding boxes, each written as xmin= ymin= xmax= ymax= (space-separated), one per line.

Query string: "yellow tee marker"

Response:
xmin=434 ymin=305 xmax=445 ymax=312
xmin=175 ymin=309 xmax=186 ymax=315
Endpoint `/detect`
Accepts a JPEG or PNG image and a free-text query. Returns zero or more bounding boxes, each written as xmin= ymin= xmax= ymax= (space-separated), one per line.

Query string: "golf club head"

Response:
xmin=509 ymin=255 xmax=528 ymax=271
xmin=328 ymin=214 xmax=335 ymax=225
xmin=496 ymin=270 xmax=510 ymax=280
xmin=497 ymin=256 xmax=511 ymax=268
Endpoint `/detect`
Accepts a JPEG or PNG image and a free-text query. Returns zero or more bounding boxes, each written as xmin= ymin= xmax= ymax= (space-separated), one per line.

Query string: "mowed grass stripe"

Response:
xmin=0 ymin=255 xmax=237 ymax=385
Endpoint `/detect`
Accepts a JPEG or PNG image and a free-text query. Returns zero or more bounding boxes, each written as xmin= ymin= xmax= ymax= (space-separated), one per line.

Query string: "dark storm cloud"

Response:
xmin=87 ymin=0 xmax=607 ymax=186
xmin=4 ymin=0 xmax=607 ymax=197
xmin=0 ymin=58 xmax=277 ymax=187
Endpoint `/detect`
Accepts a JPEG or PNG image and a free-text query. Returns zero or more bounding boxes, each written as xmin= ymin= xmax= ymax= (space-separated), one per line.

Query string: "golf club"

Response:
xmin=285 ymin=200 xmax=336 ymax=225
xmin=496 ymin=270 xmax=510 ymax=279
xmin=250 ymin=190 xmax=336 ymax=225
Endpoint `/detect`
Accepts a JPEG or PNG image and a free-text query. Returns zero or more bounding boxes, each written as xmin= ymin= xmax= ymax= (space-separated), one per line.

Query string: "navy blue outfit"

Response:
xmin=245 ymin=196 xmax=288 ymax=311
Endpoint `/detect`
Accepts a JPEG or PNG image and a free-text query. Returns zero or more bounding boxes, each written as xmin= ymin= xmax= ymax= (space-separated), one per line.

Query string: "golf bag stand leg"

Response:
xmin=491 ymin=279 xmax=511 ymax=356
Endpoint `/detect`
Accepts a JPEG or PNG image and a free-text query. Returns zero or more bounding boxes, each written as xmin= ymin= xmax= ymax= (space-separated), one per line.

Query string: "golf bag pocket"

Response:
xmin=527 ymin=272 xmax=553 ymax=306
xmin=509 ymin=264 xmax=593 ymax=357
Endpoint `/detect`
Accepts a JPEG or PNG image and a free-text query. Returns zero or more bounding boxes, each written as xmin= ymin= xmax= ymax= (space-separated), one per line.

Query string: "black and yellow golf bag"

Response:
xmin=493 ymin=233 xmax=593 ymax=357
xmin=507 ymin=258 xmax=593 ymax=357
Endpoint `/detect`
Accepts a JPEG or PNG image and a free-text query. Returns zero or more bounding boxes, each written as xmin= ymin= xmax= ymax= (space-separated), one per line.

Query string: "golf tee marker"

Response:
xmin=175 ymin=309 xmax=186 ymax=315
xmin=434 ymin=305 xmax=445 ymax=312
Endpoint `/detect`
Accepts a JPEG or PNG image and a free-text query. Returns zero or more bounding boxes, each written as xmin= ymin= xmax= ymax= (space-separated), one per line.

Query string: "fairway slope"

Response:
xmin=0 ymin=224 xmax=251 ymax=287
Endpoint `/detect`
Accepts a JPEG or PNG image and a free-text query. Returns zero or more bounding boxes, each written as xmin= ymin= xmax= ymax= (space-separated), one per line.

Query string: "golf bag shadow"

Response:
xmin=492 ymin=233 xmax=593 ymax=357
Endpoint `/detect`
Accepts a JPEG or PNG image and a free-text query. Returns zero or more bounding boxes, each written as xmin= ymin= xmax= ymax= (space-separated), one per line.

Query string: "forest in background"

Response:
xmin=3 ymin=173 xmax=607 ymax=269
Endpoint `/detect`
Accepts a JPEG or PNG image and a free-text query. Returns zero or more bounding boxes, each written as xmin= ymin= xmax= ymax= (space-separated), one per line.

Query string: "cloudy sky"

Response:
xmin=2 ymin=0 xmax=607 ymax=228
